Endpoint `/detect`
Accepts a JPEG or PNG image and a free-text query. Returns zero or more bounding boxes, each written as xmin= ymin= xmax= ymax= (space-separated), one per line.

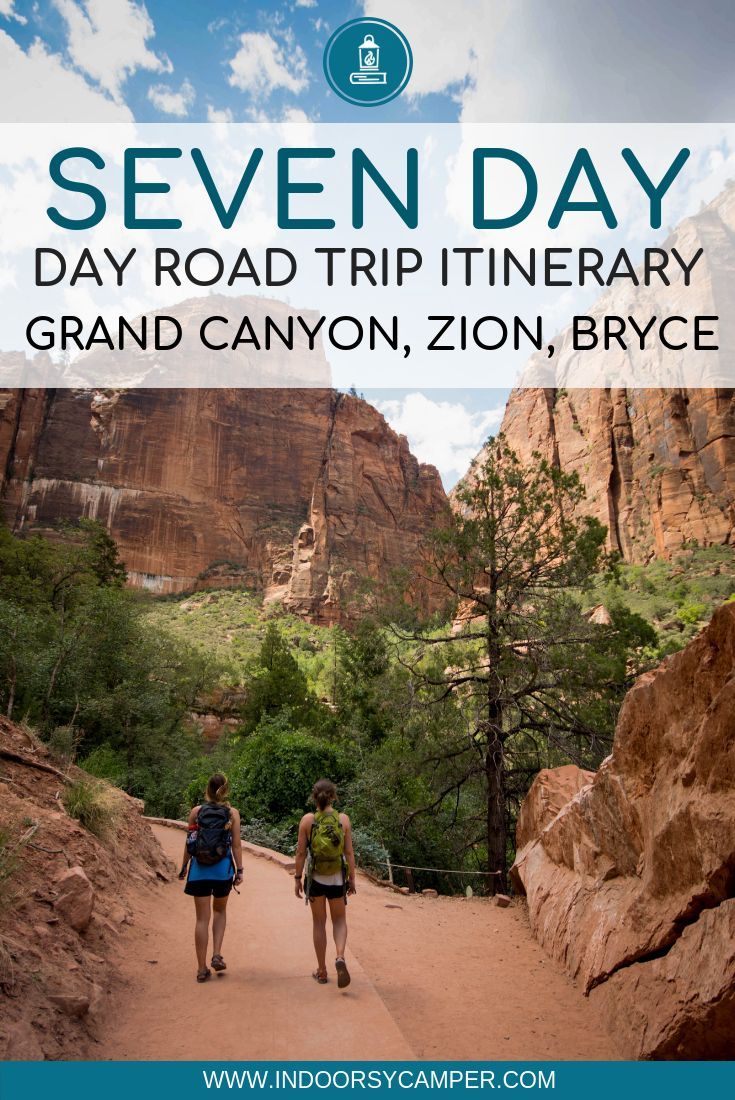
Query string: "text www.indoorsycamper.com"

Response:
xmin=201 ymin=1068 xmax=556 ymax=1091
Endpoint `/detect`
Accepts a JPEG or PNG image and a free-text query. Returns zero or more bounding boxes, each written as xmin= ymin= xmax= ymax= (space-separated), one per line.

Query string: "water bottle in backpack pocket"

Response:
xmin=188 ymin=803 xmax=232 ymax=866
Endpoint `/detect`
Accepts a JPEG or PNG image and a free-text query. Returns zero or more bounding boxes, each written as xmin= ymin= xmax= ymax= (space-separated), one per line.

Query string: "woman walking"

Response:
xmin=179 ymin=773 xmax=243 ymax=983
xmin=294 ymin=779 xmax=356 ymax=987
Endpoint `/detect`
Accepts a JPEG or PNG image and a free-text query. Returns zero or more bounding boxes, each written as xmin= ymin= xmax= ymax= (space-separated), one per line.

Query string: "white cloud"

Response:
xmin=0 ymin=30 xmax=133 ymax=121
xmin=239 ymin=104 xmax=315 ymax=130
xmin=282 ymin=106 xmax=309 ymax=123
xmin=54 ymin=0 xmax=170 ymax=101
xmin=375 ymin=392 xmax=505 ymax=488
xmin=362 ymin=0 xmax=547 ymax=123
xmin=363 ymin=0 xmax=489 ymax=98
xmin=147 ymin=78 xmax=195 ymax=117
xmin=227 ymin=31 xmax=308 ymax=98
xmin=364 ymin=1 xmax=735 ymax=124
xmin=295 ymin=0 xmax=317 ymax=7
xmin=0 ymin=1 xmax=27 ymax=24
xmin=0 ymin=260 xmax=16 ymax=291
xmin=207 ymin=104 xmax=234 ymax=123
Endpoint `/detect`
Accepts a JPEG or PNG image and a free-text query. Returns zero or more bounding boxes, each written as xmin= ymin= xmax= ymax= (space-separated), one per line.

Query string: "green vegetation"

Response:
xmin=582 ymin=545 xmax=735 ymax=658
xmin=146 ymin=589 xmax=337 ymax=695
xmin=228 ymin=719 xmax=346 ymax=822
xmin=361 ymin=439 xmax=652 ymax=891
xmin=0 ymin=820 xmax=36 ymax=910
xmin=0 ymin=827 xmax=20 ymax=908
xmin=236 ymin=623 xmax=326 ymax=732
xmin=0 ymin=519 xmax=222 ymax=817
xmin=61 ymin=778 xmax=122 ymax=843
xmin=2 ymin=461 xmax=732 ymax=895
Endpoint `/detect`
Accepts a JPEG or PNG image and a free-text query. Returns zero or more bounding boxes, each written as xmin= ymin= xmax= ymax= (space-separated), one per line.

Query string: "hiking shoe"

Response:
xmin=335 ymin=957 xmax=350 ymax=989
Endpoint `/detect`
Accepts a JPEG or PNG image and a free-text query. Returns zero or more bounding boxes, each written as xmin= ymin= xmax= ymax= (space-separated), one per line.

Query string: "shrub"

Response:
xmin=61 ymin=778 xmax=121 ymax=842
xmin=676 ymin=602 xmax=708 ymax=626
xmin=0 ymin=828 xmax=20 ymax=909
xmin=241 ymin=817 xmax=296 ymax=854
xmin=83 ymin=738 xmax=212 ymax=821
xmin=229 ymin=714 xmax=354 ymax=821
xmin=47 ymin=725 xmax=81 ymax=766
xmin=0 ymin=820 xmax=36 ymax=911
xmin=81 ymin=743 xmax=127 ymax=787
xmin=349 ymin=826 xmax=390 ymax=877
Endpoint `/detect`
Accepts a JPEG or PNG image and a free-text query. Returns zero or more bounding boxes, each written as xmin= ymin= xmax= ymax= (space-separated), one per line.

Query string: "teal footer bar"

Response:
xmin=1 ymin=1061 xmax=734 ymax=1100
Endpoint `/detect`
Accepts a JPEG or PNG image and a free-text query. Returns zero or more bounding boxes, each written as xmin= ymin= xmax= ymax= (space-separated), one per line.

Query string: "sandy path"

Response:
xmin=96 ymin=824 xmax=618 ymax=1061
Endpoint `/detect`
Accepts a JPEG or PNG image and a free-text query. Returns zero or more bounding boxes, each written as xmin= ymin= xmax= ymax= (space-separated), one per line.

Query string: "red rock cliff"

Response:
xmin=497 ymin=386 xmax=734 ymax=561
xmin=0 ymin=387 xmax=448 ymax=622
xmin=511 ymin=603 xmax=735 ymax=1059
xmin=456 ymin=184 xmax=735 ymax=561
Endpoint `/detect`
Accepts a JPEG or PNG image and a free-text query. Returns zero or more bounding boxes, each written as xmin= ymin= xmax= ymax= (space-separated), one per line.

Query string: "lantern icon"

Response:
xmin=350 ymin=32 xmax=387 ymax=85
xmin=359 ymin=34 xmax=379 ymax=70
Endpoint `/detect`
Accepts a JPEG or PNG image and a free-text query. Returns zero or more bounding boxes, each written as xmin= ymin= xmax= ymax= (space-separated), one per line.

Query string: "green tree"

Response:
xmin=0 ymin=599 xmax=42 ymax=719
xmin=228 ymin=713 xmax=351 ymax=822
xmin=335 ymin=620 xmax=396 ymax=746
xmin=239 ymin=622 xmax=323 ymax=731
xmin=0 ymin=521 xmax=221 ymax=816
xmin=75 ymin=597 xmax=197 ymax=777
xmin=389 ymin=437 xmax=627 ymax=891
xmin=77 ymin=519 xmax=128 ymax=587
xmin=344 ymin=686 xmax=484 ymax=892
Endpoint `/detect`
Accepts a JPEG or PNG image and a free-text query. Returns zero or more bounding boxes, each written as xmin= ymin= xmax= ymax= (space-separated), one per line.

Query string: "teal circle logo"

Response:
xmin=323 ymin=18 xmax=412 ymax=107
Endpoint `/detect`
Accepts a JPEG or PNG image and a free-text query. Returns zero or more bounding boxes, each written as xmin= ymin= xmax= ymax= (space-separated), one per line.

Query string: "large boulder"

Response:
xmin=54 ymin=866 xmax=94 ymax=933
xmin=511 ymin=602 xmax=735 ymax=1059
xmin=514 ymin=764 xmax=595 ymax=852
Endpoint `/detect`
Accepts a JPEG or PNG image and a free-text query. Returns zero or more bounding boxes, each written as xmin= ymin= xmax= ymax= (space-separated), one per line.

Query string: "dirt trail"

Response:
xmin=96 ymin=824 xmax=618 ymax=1060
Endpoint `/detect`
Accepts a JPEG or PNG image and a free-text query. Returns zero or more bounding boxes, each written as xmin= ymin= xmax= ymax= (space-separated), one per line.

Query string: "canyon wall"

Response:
xmin=459 ymin=185 xmax=735 ymax=561
xmin=497 ymin=387 xmax=734 ymax=560
xmin=511 ymin=602 xmax=735 ymax=1059
xmin=0 ymin=386 xmax=448 ymax=622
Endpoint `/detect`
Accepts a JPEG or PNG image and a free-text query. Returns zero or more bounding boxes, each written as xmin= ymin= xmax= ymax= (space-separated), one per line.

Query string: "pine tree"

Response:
xmin=240 ymin=622 xmax=320 ymax=731
xmin=392 ymin=436 xmax=626 ymax=891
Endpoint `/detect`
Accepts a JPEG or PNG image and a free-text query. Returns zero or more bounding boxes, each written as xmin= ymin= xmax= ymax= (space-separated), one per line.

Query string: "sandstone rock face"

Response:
xmin=496 ymin=387 xmax=734 ymax=562
xmin=0 ymin=387 xmax=447 ymax=622
xmin=54 ymin=866 xmax=95 ymax=932
xmin=515 ymin=765 xmax=595 ymax=851
xmin=511 ymin=603 xmax=735 ymax=1059
xmin=456 ymin=188 xmax=735 ymax=562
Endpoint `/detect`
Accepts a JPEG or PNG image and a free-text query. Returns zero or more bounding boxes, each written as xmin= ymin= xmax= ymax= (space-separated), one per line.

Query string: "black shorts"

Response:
xmin=185 ymin=878 xmax=233 ymax=898
xmin=308 ymin=880 xmax=346 ymax=901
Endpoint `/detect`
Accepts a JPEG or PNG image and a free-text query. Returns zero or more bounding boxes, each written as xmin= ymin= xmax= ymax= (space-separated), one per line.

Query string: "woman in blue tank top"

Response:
xmin=178 ymin=773 xmax=244 ymax=983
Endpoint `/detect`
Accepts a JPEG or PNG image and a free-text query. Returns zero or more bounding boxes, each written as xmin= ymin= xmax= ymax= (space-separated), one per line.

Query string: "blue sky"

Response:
xmin=0 ymin=0 xmax=467 ymax=124
xmin=3 ymin=0 xmax=734 ymax=127
xmin=1 ymin=1 xmax=733 ymax=486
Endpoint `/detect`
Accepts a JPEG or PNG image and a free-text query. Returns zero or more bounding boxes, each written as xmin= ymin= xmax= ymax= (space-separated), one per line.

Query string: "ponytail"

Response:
xmin=205 ymin=773 xmax=230 ymax=805
xmin=312 ymin=778 xmax=337 ymax=812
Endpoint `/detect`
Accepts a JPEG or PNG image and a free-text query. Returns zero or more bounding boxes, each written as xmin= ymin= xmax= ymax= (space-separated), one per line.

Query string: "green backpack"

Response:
xmin=309 ymin=810 xmax=345 ymax=875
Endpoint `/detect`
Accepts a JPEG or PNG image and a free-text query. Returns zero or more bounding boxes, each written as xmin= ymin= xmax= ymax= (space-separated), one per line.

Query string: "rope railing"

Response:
xmin=143 ymin=817 xmax=507 ymax=883
xmin=375 ymin=859 xmax=504 ymax=877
